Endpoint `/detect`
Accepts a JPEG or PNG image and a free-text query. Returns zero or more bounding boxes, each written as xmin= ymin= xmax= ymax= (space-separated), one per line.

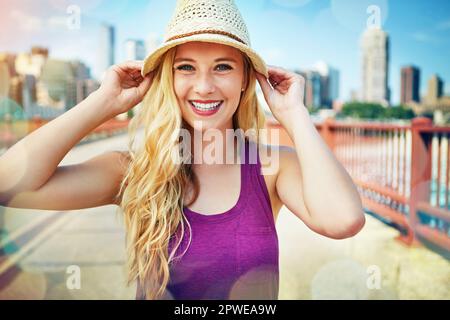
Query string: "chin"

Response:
xmin=184 ymin=118 xmax=229 ymax=133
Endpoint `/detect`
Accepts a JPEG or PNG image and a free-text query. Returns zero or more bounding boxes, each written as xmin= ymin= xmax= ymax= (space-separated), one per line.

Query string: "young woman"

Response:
xmin=0 ymin=0 xmax=365 ymax=300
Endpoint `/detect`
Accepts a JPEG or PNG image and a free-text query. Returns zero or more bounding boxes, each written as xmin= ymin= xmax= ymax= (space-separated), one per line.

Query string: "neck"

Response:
xmin=186 ymin=121 xmax=244 ymax=169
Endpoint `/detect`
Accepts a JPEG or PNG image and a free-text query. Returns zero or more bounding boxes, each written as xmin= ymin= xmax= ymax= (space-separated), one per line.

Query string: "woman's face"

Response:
xmin=173 ymin=41 xmax=246 ymax=132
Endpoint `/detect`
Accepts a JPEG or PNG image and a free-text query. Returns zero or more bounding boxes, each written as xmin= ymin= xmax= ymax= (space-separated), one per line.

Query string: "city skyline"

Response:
xmin=0 ymin=0 xmax=449 ymax=104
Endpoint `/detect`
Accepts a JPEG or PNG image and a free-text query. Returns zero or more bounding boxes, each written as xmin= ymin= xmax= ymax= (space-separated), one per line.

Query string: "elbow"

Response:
xmin=322 ymin=212 xmax=366 ymax=240
xmin=344 ymin=213 xmax=366 ymax=238
xmin=339 ymin=213 xmax=366 ymax=239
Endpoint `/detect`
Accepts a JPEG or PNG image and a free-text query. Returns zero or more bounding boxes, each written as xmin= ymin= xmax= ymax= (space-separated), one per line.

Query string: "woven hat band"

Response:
xmin=166 ymin=30 xmax=246 ymax=45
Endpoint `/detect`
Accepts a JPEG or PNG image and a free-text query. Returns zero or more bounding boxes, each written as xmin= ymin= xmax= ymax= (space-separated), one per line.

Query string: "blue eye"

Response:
xmin=175 ymin=64 xmax=233 ymax=72
xmin=216 ymin=64 xmax=232 ymax=71
xmin=177 ymin=64 xmax=194 ymax=71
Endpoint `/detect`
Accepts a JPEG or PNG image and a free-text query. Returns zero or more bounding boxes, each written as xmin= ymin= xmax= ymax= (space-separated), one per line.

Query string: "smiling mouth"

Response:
xmin=189 ymin=100 xmax=224 ymax=111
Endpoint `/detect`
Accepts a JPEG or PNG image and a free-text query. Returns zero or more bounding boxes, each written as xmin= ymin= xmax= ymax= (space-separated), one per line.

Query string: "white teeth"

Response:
xmin=191 ymin=101 xmax=222 ymax=111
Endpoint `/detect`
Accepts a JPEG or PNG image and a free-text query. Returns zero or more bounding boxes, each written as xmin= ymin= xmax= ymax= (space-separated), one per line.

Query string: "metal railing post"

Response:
xmin=409 ymin=117 xmax=433 ymax=245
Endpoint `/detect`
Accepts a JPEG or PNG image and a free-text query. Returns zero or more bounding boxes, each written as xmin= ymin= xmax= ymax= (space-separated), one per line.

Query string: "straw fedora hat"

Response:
xmin=141 ymin=0 xmax=268 ymax=78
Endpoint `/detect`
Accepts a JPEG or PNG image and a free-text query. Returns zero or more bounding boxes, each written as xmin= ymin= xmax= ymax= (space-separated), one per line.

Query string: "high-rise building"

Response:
xmin=125 ymin=39 xmax=146 ymax=61
xmin=39 ymin=59 xmax=77 ymax=110
xmin=22 ymin=74 xmax=37 ymax=113
xmin=0 ymin=53 xmax=18 ymax=78
xmin=426 ymin=74 xmax=444 ymax=104
xmin=9 ymin=77 xmax=23 ymax=107
xmin=30 ymin=47 xmax=49 ymax=58
xmin=308 ymin=71 xmax=322 ymax=108
xmin=97 ymin=23 xmax=115 ymax=81
xmin=70 ymin=60 xmax=91 ymax=80
xmin=0 ymin=61 xmax=10 ymax=97
xmin=15 ymin=50 xmax=48 ymax=78
xmin=361 ymin=27 xmax=390 ymax=106
xmin=294 ymin=69 xmax=323 ymax=108
xmin=401 ymin=66 xmax=420 ymax=105
xmin=314 ymin=61 xmax=340 ymax=108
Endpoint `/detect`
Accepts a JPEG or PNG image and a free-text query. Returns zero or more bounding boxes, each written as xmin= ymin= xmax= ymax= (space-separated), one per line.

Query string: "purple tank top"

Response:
xmin=136 ymin=138 xmax=279 ymax=300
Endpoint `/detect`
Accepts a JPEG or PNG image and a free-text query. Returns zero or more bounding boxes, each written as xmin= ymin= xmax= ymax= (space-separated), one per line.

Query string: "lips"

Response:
xmin=189 ymin=100 xmax=223 ymax=116
xmin=190 ymin=100 xmax=223 ymax=104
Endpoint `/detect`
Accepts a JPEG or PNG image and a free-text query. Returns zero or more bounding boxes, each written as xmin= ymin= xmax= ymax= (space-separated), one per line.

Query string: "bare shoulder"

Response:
xmin=100 ymin=150 xmax=131 ymax=205
xmin=256 ymin=142 xmax=297 ymax=179
xmin=109 ymin=150 xmax=131 ymax=173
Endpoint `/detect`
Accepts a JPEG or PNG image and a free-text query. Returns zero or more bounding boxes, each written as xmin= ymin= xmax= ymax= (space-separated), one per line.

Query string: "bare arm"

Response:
xmin=0 ymin=61 xmax=153 ymax=209
xmin=5 ymin=151 xmax=130 ymax=210
xmin=0 ymin=91 xmax=113 ymax=204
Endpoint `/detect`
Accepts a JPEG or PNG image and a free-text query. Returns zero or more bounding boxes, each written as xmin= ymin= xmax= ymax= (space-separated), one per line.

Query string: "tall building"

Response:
xmin=0 ymin=53 xmax=17 ymax=78
xmin=39 ymin=59 xmax=77 ymax=110
xmin=294 ymin=69 xmax=325 ymax=109
xmin=97 ymin=23 xmax=115 ymax=81
xmin=361 ymin=27 xmax=390 ymax=106
xmin=0 ymin=61 xmax=10 ymax=97
xmin=9 ymin=76 xmax=23 ymax=107
xmin=426 ymin=74 xmax=444 ymax=104
xmin=314 ymin=61 xmax=340 ymax=108
xmin=15 ymin=50 xmax=48 ymax=78
xmin=22 ymin=74 xmax=37 ymax=113
xmin=307 ymin=71 xmax=322 ymax=108
xmin=125 ymin=39 xmax=146 ymax=61
xmin=401 ymin=66 xmax=420 ymax=104
xmin=71 ymin=60 xmax=91 ymax=80
xmin=30 ymin=46 xmax=49 ymax=58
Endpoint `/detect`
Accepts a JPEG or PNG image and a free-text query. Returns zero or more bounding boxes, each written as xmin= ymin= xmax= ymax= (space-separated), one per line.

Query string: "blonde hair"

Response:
xmin=117 ymin=45 xmax=267 ymax=300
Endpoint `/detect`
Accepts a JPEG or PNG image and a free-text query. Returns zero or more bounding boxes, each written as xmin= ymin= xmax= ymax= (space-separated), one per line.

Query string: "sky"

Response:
xmin=0 ymin=0 xmax=449 ymax=104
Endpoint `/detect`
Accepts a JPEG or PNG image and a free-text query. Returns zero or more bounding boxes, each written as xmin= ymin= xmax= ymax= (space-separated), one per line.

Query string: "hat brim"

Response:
xmin=141 ymin=33 xmax=268 ymax=78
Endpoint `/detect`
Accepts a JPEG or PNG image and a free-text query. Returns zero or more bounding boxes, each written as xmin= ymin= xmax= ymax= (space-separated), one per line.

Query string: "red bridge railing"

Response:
xmin=266 ymin=116 xmax=450 ymax=255
xmin=0 ymin=117 xmax=130 ymax=152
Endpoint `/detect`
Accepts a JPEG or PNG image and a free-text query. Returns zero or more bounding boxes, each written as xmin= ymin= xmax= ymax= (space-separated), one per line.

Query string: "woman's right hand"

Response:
xmin=98 ymin=60 xmax=154 ymax=117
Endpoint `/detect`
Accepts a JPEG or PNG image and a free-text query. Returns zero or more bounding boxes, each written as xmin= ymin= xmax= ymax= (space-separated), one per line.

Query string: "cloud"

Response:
xmin=436 ymin=20 xmax=450 ymax=31
xmin=411 ymin=31 xmax=440 ymax=44
xmin=10 ymin=10 xmax=44 ymax=31
xmin=47 ymin=16 xmax=69 ymax=29
xmin=9 ymin=9 xmax=78 ymax=33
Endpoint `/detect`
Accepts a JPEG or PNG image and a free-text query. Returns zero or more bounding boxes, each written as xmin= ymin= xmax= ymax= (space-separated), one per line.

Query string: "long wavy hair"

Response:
xmin=117 ymin=45 xmax=267 ymax=300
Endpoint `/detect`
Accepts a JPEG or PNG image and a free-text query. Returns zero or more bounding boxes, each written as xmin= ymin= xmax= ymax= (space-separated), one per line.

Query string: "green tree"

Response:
xmin=339 ymin=102 xmax=416 ymax=120
xmin=384 ymin=105 xmax=415 ymax=119
xmin=340 ymin=102 xmax=385 ymax=119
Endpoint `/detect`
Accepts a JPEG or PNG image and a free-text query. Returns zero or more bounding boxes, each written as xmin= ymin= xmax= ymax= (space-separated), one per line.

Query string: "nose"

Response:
xmin=193 ymin=72 xmax=216 ymax=96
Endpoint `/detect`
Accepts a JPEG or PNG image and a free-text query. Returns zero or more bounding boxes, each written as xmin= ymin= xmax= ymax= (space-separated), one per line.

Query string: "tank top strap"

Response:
xmin=237 ymin=135 xmax=251 ymax=195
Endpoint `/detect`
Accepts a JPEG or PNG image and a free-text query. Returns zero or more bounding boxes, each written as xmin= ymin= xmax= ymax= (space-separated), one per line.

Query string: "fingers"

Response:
xmin=256 ymin=72 xmax=273 ymax=101
xmin=115 ymin=60 xmax=145 ymax=75
xmin=119 ymin=60 xmax=144 ymax=69
xmin=267 ymin=65 xmax=305 ymax=87
xmin=137 ymin=72 xmax=154 ymax=96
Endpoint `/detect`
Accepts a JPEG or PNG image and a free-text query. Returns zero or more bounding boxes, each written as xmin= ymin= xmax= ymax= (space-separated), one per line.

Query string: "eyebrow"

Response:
xmin=174 ymin=57 xmax=238 ymax=63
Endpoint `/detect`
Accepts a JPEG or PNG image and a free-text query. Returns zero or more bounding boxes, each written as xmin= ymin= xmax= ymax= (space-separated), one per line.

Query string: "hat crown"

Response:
xmin=165 ymin=0 xmax=251 ymax=45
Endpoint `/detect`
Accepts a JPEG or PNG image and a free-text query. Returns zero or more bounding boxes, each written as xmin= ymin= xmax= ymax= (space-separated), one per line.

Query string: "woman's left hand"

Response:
xmin=256 ymin=65 xmax=308 ymax=128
